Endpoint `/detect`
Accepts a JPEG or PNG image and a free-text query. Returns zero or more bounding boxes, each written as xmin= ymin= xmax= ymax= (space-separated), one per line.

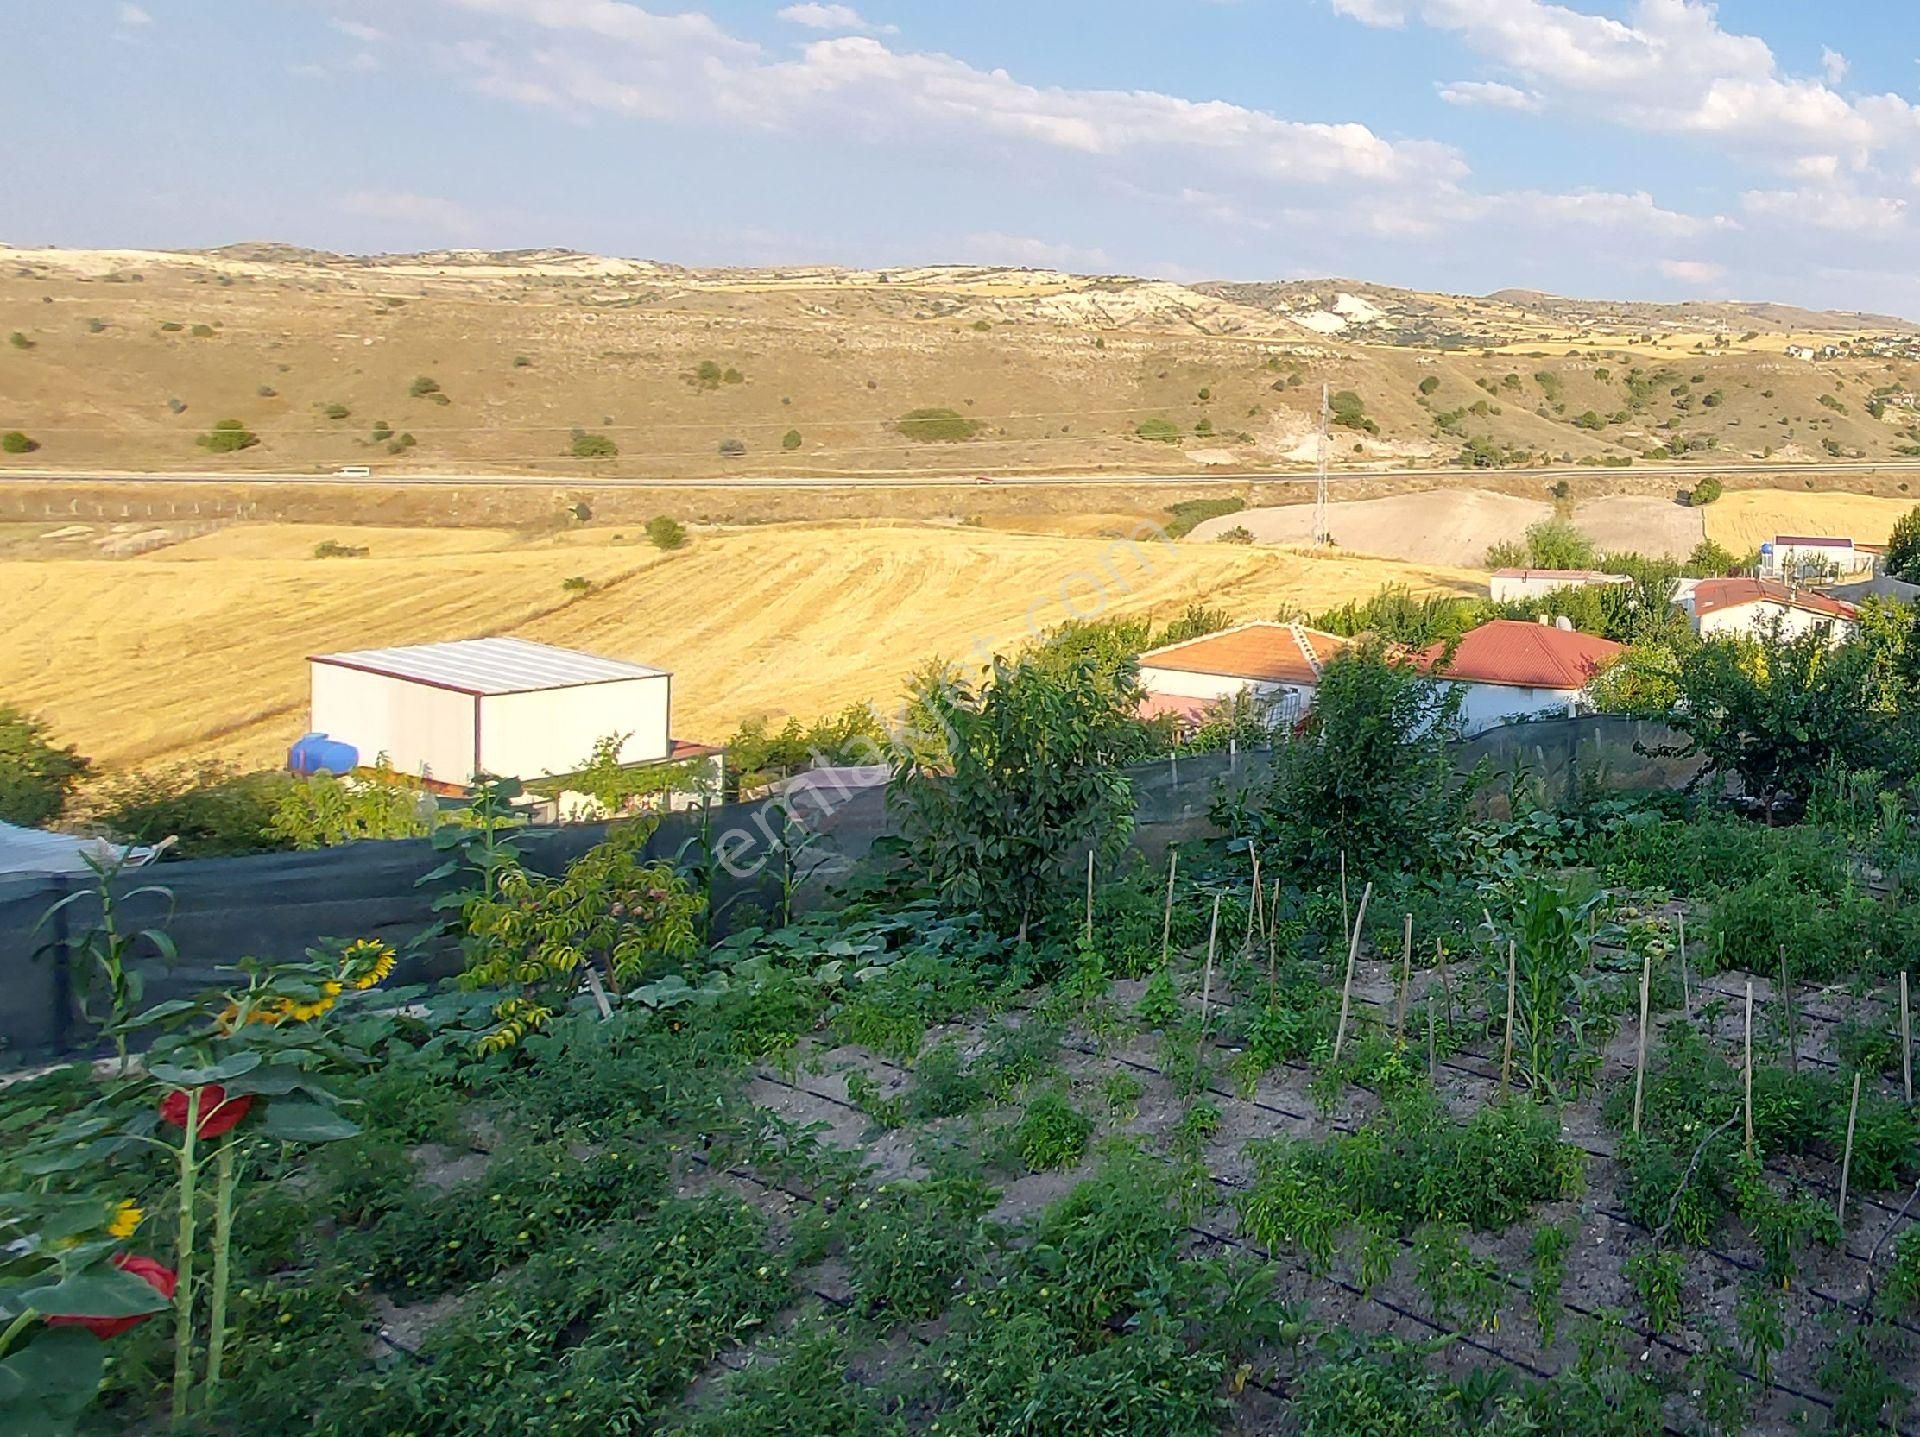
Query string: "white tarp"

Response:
xmin=0 ymin=821 xmax=150 ymax=877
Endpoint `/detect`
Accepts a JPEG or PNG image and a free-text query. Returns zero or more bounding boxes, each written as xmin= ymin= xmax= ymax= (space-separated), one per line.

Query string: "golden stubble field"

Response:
xmin=0 ymin=521 xmax=1482 ymax=772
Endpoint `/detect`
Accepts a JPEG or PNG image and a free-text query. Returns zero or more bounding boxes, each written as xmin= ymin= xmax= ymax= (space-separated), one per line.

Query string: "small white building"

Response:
xmin=1489 ymin=569 xmax=1633 ymax=604
xmin=1136 ymin=622 xmax=1347 ymax=731
xmin=308 ymin=637 xmax=682 ymax=788
xmin=1420 ymin=619 xmax=1626 ymax=736
xmin=1678 ymin=578 xmax=1857 ymax=644
xmin=1759 ymin=535 xmax=1871 ymax=582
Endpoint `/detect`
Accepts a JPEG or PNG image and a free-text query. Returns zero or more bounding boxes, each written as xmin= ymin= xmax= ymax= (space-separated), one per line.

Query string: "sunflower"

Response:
xmin=340 ymin=939 xmax=397 ymax=990
xmin=107 ymin=1200 xmax=144 ymax=1240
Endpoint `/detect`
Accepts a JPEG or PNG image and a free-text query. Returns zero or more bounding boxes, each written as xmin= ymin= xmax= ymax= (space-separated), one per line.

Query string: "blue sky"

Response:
xmin=7 ymin=1 xmax=1920 ymax=312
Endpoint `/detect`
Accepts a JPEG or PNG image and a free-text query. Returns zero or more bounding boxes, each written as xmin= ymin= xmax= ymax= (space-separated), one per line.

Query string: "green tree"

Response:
xmin=1256 ymin=645 xmax=1469 ymax=877
xmin=1667 ymin=624 xmax=1887 ymax=817
xmin=408 ymin=375 xmax=440 ymax=398
xmin=1135 ymin=418 xmax=1182 ymax=443
xmin=1886 ymin=505 xmax=1920 ymax=582
xmin=570 ymin=430 xmax=618 ymax=459
xmin=321 ymin=402 xmax=350 ymax=420
xmin=1689 ymin=476 xmax=1724 ymax=507
xmin=892 ymin=655 xmax=1138 ymax=942
xmin=2 ymin=431 xmax=39 ymax=454
xmin=0 ymin=706 xmax=89 ymax=827
xmin=196 ymin=419 xmax=258 ymax=453
xmin=1521 ymin=518 xmax=1598 ymax=569
xmin=8 ymin=331 xmax=32 ymax=350
xmin=646 ymin=515 xmax=688 ymax=550
xmin=1418 ymin=375 xmax=1440 ymax=396
xmin=781 ymin=428 xmax=802 ymax=451
xmin=1686 ymin=539 xmax=1740 ymax=576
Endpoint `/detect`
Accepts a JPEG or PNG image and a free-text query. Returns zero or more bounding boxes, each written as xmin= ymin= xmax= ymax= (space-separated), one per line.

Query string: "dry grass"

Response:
xmin=1703 ymin=490 xmax=1919 ymax=553
xmin=0 ymin=521 xmax=1479 ymax=771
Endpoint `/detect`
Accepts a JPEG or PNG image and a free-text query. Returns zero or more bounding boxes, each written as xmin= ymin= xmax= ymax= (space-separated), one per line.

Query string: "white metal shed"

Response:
xmin=308 ymin=638 xmax=672 ymax=786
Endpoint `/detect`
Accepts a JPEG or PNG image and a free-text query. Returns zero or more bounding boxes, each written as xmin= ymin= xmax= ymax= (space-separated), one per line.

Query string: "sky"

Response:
xmin=6 ymin=1 xmax=1920 ymax=312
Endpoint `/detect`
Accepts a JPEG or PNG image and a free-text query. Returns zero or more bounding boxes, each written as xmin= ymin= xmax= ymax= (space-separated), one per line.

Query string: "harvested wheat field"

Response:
xmin=0 ymin=520 xmax=1480 ymax=772
xmin=1566 ymin=494 xmax=1706 ymax=558
xmin=1188 ymin=490 xmax=1552 ymax=565
xmin=1703 ymin=489 xmax=1919 ymax=554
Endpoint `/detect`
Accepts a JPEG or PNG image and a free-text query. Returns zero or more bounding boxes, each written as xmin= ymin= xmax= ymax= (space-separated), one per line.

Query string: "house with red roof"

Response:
xmin=1676 ymin=577 xmax=1857 ymax=644
xmin=1136 ymin=622 xmax=1348 ymax=732
xmin=1418 ymin=618 xmax=1626 ymax=736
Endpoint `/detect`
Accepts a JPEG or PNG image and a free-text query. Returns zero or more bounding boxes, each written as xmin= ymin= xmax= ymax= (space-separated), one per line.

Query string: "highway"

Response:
xmin=5 ymin=460 xmax=1920 ymax=491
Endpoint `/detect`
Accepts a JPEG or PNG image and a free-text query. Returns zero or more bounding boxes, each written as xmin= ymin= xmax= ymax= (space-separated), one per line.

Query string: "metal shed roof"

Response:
xmin=310 ymin=638 xmax=667 ymax=696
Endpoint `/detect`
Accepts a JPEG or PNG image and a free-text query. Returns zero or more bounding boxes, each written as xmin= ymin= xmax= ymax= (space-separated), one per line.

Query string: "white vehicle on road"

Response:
xmin=333 ymin=465 xmax=373 ymax=478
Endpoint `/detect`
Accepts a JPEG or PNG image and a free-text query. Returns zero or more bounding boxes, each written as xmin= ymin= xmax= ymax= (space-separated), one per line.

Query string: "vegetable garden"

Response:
xmin=7 ymin=643 xmax=1920 ymax=1435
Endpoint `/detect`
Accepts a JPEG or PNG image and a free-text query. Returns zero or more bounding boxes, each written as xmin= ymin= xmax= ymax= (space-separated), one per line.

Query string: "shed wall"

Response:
xmin=479 ymin=674 xmax=670 ymax=780
xmin=310 ymin=665 xmax=478 ymax=784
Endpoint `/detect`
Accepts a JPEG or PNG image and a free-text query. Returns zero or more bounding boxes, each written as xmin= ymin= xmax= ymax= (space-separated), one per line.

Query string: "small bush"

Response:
xmin=386 ymin=432 xmax=416 ymax=454
xmin=157 ymin=321 xmax=182 ymax=333
xmin=896 ymin=407 xmax=979 ymax=442
xmin=322 ymin=402 xmax=350 ymax=420
xmin=190 ymin=323 xmax=214 ymax=337
xmin=718 ymin=437 xmax=747 ymax=457
xmin=512 ymin=353 xmax=533 ymax=368
xmin=1009 ymin=1090 xmax=1093 ymax=1172
xmin=1215 ymin=525 xmax=1254 ymax=544
xmin=196 ymin=419 xmax=259 ymax=453
xmin=0 ymin=706 xmax=89 ymax=827
xmin=370 ymin=420 xmax=392 ymax=441
xmin=1689 ymin=476 xmax=1723 ymax=506
xmin=570 ymin=430 xmax=618 ymax=459
xmin=562 ymin=575 xmax=593 ymax=594
xmin=1417 ymin=374 xmax=1440 ymax=396
xmin=166 ymin=397 xmax=187 ymax=414
xmin=9 ymin=331 xmax=34 ymax=349
xmin=312 ymin=540 xmax=369 ymax=559
xmin=408 ymin=375 xmax=440 ymax=398
xmin=91 ymin=762 xmax=293 ymax=858
xmin=781 ymin=428 xmax=802 ymax=450
xmin=255 ymin=384 xmax=277 ymax=398
xmin=1135 ymin=417 xmax=1182 ymax=443
xmin=647 ymin=515 xmax=688 ymax=551
xmin=1 ymin=431 xmax=39 ymax=454
xmin=86 ymin=318 xmax=107 ymax=334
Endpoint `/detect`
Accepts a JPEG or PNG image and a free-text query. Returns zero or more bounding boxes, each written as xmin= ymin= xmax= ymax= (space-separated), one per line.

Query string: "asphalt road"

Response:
xmin=6 ymin=460 xmax=1920 ymax=491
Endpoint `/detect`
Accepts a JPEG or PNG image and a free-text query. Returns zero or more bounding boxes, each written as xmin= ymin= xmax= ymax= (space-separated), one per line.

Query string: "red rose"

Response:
xmin=46 ymin=1253 xmax=177 ymax=1339
xmin=158 ymin=1084 xmax=253 ymax=1139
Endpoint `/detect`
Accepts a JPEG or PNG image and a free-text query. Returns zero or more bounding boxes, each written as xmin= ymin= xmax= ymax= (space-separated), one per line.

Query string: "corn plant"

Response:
xmin=36 ymin=851 xmax=177 ymax=1074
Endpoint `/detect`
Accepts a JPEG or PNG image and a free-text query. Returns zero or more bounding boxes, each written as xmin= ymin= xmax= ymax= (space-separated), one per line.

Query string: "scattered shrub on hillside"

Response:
xmin=562 ymin=575 xmax=593 ymax=594
xmin=1329 ymin=389 xmax=1378 ymax=435
xmin=512 ymin=353 xmax=533 ymax=368
xmin=2 ymin=430 xmax=40 ymax=454
xmin=190 ymin=323 xmax=214 ymax=337
xmin=1418 ymin=375 xmax=1440 ymax=396
xmin=92 ymin=761 xmax=293 ymax=858
xmin=322 ymin=402 xmax=350 ymax=420
xmin=570 ymin=429 xmax=618 ymax=459
xmin=896 ymin=407 xmax=979 ymax=442
xmin=0 ymin=706 xmax=89 ymax=828
xmin=1215 ymin=525 xmax=1254 ymax=544
xmin=312 ymin=540 xmax=369 ymax=559
xmin=781 ymin=428 xmax=802 ymax=451
xmin=86 ymin=318 xmax=107 ymax=334
xmin=157 ymin=321 xmax=182 ymax=333
xmin=10 ymin=331 xmax=35 ymax=349
xmin=688 ymin=359 xmax=744 ymax=389
xmin=1194 ymin=417 xmax=1214 ymax=437
xmin=971 ymin=319 xmax=992 ymax=332
xmin=255 ymin=384 xmax=277 ymax=398
xmin=1163 ymin=495 xmax=1243 ymax=537
xmin=408 ymin=375 xmax=440 ymax=398
xmin=647 ymin=515 xmax=688 ymax=551
xmin=1136 ymin=417 xmax=1182 ymax=443
xmin=196 ymin=418 xmax=259 ymax=453
xmin=166 ymin=397 xmax=187 ymax=414
xmin=717 ymin=436 xmax=747 ymax=457
xmin=370 ymin=419 xmax=392 ymax=441
xmin=1689 ymin=476 xmax=1724 ymax=506
xmin=386 ymin=431 xmax=416 ymax=454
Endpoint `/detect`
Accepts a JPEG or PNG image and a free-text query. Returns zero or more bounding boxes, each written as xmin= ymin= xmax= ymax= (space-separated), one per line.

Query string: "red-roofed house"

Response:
xmin=1677 ymin=578 xmax=1857 ymax=644
xmin=1136 ymin=622 xmax=1348 ymax=732
xmin=1418 ymin=618 xmax=1626 ymax=735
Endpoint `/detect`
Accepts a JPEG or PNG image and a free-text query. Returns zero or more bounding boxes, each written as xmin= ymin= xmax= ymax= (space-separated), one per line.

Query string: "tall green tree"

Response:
xmin=1887 ymin=505 xmax=1920 ymax=583
xmin=891 ymin=655 xmax=1137 ymax=942
xmin=0 ymin=705 xmax=89 ymax=827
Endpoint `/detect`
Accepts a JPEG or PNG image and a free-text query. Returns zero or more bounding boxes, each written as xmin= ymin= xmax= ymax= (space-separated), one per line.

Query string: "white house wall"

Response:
xmin=1449 ymin=681 xmax=1583 ymax=736
xmin=478 ymin=674 xmax=671 ymax=781
xmin=1137 ymin=666 xmax=1314 ymax=724
xmin=310 ymin=666 xmax=477 ymax=784
xmin=1698 ymin=603 xmax=1853 ymax=645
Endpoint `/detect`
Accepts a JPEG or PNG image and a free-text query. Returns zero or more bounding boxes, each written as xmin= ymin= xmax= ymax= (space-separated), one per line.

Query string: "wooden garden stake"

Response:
xmin=1250 ymin=851 xmax=1264 ymax=940
xmin=1331 ymin=881 xmax=1373 ymax=1065
xmin=1677 ymin=913 xmax=1690 ymax=1021
xmin=1394 ymin=913 xmax=1413 ymax=1042
xmin=1501 ymin=940 xmax=1517 ymax=1092
xmin=1085 ymin=850 xmax=1095 ymax=940
xmin=1160 ymin=849 xmax=1178 ymax=964
xmin=1201 ymin=893 xmax=1221 ymax=1032
xmin=1631 ymin=944 xmax=1652 ymax=1135
xmin=1340 ymin=851 xmax=1350 ymax=948
xmin=1903 ymin=971 xmax=1913 ymax=1106
xmin=583 ymin=967 xmax=614 ymax=1021
xmin=1779 ymin=944 xmax=1799 ymax=1073
xmin=1436 ymin=936 xmax=1454 ymax=1032
xmin=1744 ymin=980 xmax=1755 ymax=1157
xmin=1427 ymin=998 xmax=1438 ymax=1082
xmin=1840 ymin=1070 xmax=1864 ymax=1225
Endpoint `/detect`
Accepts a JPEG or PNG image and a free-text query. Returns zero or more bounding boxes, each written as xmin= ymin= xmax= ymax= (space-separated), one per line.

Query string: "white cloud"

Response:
xmin=961 ymin=232 xmax=1110 ymax=271
xmin=1331 ymin=0 xmax=1409 ymax=25
xmin=1821 ymin=47 xmax=1848 ymax=85
xmin=116 ymin=3 xmax=153 ymax=25
xmin=1659 ymin=258 xmax=1725 ymax=284
xmin=331 ymin=18 xmax=388 ymax=43
xmin=340 ymin=190 xmax=483 ymax=240
xmin=1438 ymin=80 xmax=1542 ymax=112
xmin=1742 ymin=185 xmax=1908 ymax=232
xmin=776 ymin=3 xmax=896 ymax=35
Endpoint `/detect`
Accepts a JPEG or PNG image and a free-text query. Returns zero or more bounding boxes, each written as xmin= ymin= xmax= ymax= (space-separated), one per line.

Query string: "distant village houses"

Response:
xmin=1418 ymin=618 xmax=1625 ymax=737
xmin=1488 ymin=568 xmax=1633 ymax=604
xmin=1135 ymin=622 xmax=1346 ymax=734
xmin=1675 ymin=577 xmax=1857 ymax=644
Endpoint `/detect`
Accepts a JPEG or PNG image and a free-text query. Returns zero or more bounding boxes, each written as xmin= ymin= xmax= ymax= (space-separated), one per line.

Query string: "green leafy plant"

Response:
xmin=1009 ymin=1090 xmax=1093 ymax=1172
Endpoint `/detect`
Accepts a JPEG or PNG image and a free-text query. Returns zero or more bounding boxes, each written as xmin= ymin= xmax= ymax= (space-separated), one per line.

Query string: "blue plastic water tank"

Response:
xmin=289 ymin=732 xmax=359 ymax=776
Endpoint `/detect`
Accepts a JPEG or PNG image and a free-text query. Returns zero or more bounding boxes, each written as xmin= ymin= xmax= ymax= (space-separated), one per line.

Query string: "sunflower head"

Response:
xmin=107 ymin=1200 xmax=143 ymax=1240
xmin=340 ymin=939 xmax=397 ymax=990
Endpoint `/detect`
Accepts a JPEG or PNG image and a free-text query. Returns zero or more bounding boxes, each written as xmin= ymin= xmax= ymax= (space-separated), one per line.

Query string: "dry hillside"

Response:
xmin=0 ymin=520 xmax=1481 ymax=772
xmin=4 ymin=245 xmax=1920 ymax=481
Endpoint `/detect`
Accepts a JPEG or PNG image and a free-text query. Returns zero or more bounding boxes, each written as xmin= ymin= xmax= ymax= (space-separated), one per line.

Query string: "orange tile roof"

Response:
xmin=1138 ymin=622 xmax=1347 ymax=686
xmin=1690 ymin=578 xmax=1856 ymax=622
xmin=1419 ymin=619 xmax=1625 ymax=690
